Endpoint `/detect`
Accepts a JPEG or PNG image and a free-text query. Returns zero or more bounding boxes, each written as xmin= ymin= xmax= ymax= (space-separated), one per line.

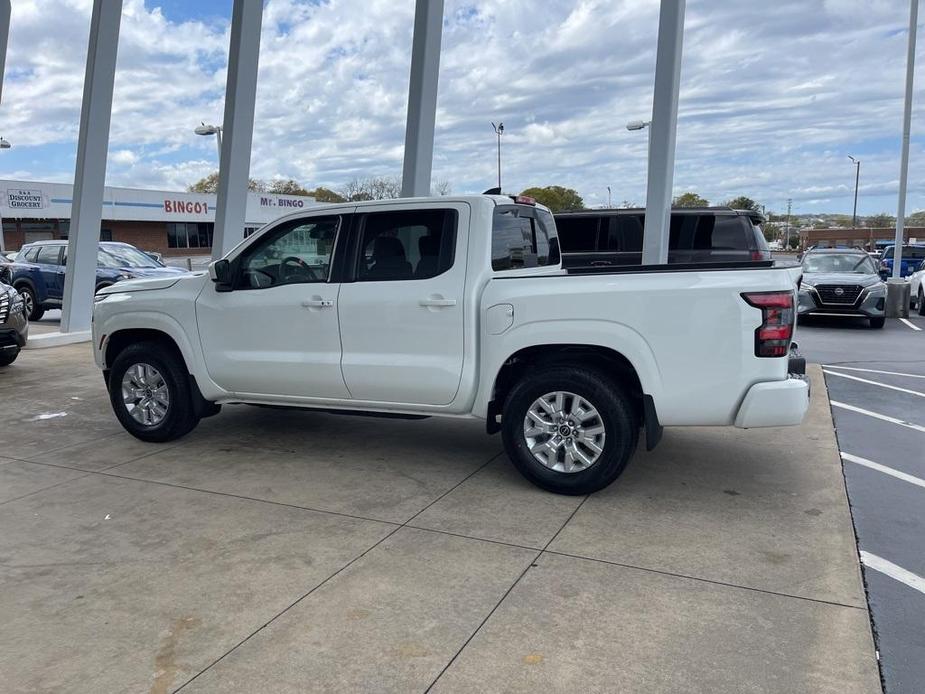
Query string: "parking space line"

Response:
xmin=841 ymin=452 xmax=925 ymax=490
xmin=899 ymin=318 xmax=923 ymax=332
xmin=830 ymin=401 xmax=925 ymax=433
xmin=823 ymin=369 xmax=925 ymax=398
xmin=824 ymin=365 xmax=925 ymax=379
xmin=860 ymin=551 xmax=925 ymax=596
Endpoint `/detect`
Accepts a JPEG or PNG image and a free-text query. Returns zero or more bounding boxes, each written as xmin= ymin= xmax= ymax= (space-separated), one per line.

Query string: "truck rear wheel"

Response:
xmin=108 ymin=341 xmax=201 ymax=442
xmin=501 ymin=366 xmax=638 ymax=495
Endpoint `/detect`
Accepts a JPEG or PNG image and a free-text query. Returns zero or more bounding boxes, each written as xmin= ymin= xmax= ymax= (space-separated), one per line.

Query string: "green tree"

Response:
xmin=268 ymin=178 xmax=310 ymax=195
xmin=672 ymin=191 xmax=709 ymax=207
xmin=519 ymin=185 xmax=584 ymax=212
xmin=762 ymin=222 xmax=781 ymax=243
xmin=865 ymin=213 xmax=895 ymax=228
xmin=906 ymin=210 xmax=925 ymax=226
xmin=725 ymin=196 xmax=760 ymax=212
xmin=187 ymin=171 xmax=265 ymax=193
xmin=307 ymin=187 xmax=347 ymax=203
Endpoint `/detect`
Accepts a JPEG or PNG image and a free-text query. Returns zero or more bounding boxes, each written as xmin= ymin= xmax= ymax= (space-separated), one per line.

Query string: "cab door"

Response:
xmin=196 ymin=214 xmax=349 ymax=399
xmin=34 ymin=244 xmax=65 ymax=300
xmin=336 ymin=204 xmax=469 ymax=406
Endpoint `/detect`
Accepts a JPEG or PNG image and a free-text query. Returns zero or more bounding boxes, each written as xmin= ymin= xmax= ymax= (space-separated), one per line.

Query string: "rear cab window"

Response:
xmin=492 ymin=205 xmax=560 ymax=271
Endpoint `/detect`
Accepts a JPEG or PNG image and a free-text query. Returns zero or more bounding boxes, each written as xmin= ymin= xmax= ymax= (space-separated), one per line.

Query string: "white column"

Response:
xmin=401 ymin=0 xmax=444 ymax=198
xmin=642 ymin=0 xmax=686 ymax=265
xmin=60 ymin=0 xmax=122 ymax=334
xmin=212 ymin=0 xmax=263 ymax=260
xmin=893 ymin=0 xmax=918 ymax=279
xmin=0 ymin=0 xmax=10 ymax=254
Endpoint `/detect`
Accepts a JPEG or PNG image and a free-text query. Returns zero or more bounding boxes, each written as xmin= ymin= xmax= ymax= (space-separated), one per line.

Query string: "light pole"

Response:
xmin=195 ymin=122 xmax=223 ymax=164
xmin=0 ymin=137 xmax=9 ymax=254
xmin=607 ymin=185 xmax=612 ymax=208
xmin=490 ymin=121 xmax=503 ymax=191
xmin=848 ymin=155 xmax=860 ymax=228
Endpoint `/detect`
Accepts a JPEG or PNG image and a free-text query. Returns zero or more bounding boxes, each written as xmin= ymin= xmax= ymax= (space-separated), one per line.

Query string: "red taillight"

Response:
xmin=751 ymin=250 xmax=764 ymax=261
xmin=742 ymin=291 xmax=794 ymax=358
xmin=513 ymin=195 xmax=536 ymax=205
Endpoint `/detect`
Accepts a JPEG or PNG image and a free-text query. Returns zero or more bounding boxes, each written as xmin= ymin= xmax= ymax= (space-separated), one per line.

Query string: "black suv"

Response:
xmin=555 ymin=207 xmax=771 ymax=268
xmin=0 ymin=276 xmax=28 ymax=366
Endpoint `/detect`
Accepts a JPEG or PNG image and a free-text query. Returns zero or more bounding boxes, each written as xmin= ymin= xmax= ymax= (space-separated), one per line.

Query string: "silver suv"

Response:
xmin=798 ymin=248 xmax=886 ymax=329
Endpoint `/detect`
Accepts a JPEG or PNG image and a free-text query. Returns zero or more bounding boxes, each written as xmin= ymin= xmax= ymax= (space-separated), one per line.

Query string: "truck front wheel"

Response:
xmin=501 ymin=366 xmax=639 ymax=495
xmin=108 ymin=341 xmax=201 ymax=442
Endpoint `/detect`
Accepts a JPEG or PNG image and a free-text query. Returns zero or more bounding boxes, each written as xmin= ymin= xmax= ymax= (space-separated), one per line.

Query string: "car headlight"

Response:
xmin=118 ymin=272 xmax=135 ymax=281
xmin=866 ymin=282 xmax=887 ymax=294
xmin=10 ymin=292 xmax=23 ymax=313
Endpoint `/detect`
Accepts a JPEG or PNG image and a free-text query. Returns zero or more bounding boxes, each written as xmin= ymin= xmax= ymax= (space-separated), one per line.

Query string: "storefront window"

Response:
xmin=167 ymin=222 xmax=213 ymax=249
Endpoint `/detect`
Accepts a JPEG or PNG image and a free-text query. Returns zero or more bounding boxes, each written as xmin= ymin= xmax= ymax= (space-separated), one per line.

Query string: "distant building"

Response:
xmin=0 ymin=179 xmax=319 ymax=255
xmin=798 ymin=227 xmax=924 ymax=251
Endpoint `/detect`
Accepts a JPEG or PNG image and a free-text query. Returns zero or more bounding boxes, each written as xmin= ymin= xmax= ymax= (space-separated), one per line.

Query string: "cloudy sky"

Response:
xmin=1 ymin=0 xmax=924 ymax=215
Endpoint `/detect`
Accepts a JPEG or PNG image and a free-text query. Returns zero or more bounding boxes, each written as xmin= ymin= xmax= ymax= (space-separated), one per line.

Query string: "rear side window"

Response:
xmin=492 ymin=205 xmax=554 ymax=271
xmin=357 ymin=209 xmax=457 ymax=281
xmin=555 ymin=216 xmax=599 ymax=252
xmin=36 ymin=246 xmax=62 ymax=265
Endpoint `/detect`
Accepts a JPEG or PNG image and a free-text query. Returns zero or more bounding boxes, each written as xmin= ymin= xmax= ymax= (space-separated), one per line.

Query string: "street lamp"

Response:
xmin=626 ymin=120 xmax=651 ymax=131
xmin=490 ymin=121 xmax=504 ymax=191
xmin=0 ymin=137 xmax=10 ymax=149
xmin=848 ymin=155 xmax=860 ymax=228
xmin=194 ymin=122 xmax=222 ymax=163
xmin=607 ymin=185 xmax=612 ymax=208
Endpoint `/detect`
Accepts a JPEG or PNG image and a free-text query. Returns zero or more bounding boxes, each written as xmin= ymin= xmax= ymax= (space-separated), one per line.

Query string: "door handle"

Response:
xmin=419 ymin=298 xmax=457 ymax=307
xmin=302 ymin=298 xmax=334 ymax=308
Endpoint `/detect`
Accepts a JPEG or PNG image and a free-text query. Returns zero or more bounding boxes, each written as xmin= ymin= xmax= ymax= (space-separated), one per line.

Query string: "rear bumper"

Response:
xmin=734 ymin=374 xmax=810 ymax=428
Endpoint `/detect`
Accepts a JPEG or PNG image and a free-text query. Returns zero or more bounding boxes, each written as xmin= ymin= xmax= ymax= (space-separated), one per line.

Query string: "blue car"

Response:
xmin=11 ymin=240 xmax=187 ymax=320
xmin=878 ymin=244 xmax=925 ymax=280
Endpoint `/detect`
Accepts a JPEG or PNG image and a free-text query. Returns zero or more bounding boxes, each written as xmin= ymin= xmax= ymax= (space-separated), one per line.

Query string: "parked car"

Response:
xmin=11 ymin=240 xmax=187 ymax=320
xmin=554 ymin=207 xmax=771 ymax=269
xmin=878 ymin=244 xmax=925 ymax=280
xmin=92 ymin=194 xmax=808 ymax=495
xmin=909 ymin=259 xmax=925 ymax=316
xmin=0 ymin=276 xmax=28 ymax=366
xmin=798 ymin=248 xmax=886 ymax=328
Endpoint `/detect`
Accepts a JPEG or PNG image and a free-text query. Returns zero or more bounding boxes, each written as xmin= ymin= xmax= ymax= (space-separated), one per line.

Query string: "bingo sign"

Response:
xmin=5 ymin=188 xmax=46 ymax=210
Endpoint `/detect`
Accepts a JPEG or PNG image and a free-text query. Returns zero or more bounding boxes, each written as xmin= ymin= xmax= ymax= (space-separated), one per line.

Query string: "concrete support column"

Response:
xmin=61 ymin=0 xmax=122 ymax=334
xmin=401 ymin=0 xmax=444 ymax=198
xmin=642 ymin=0 xmax=686 ymax=266
xmin=212 ymin=0 xmax=263 ymax=260
xmin=0 ymin=0 xmax=11 ymax=254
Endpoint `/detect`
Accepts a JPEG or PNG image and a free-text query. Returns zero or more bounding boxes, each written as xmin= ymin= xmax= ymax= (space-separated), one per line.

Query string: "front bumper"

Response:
xmin=798 ymin=285 xmax=885 ymax=318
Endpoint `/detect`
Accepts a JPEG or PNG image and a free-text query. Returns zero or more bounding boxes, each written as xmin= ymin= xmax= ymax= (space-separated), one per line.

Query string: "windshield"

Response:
xmin=802 ymin=253 xmax=877 ymax=274
xmin=97 ymin=245 xmax=162 ymax=269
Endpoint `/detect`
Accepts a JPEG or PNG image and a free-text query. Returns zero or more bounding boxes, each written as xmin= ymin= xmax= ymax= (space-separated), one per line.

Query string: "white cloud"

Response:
xmin=1 ymin=0 xmax=924 ymax=214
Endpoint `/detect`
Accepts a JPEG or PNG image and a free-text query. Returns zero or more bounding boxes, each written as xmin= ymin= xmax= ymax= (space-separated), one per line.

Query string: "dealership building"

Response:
xmin=0 ymin=179 xmax=319 ymax=255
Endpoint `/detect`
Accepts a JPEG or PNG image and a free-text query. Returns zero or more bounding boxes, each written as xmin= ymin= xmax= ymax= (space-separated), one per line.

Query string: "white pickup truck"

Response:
xmin=93 ymin=194 xmax=808 ymax=494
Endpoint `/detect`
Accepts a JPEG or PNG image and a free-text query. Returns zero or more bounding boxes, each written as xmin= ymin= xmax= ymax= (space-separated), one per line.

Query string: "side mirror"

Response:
xmin=209 ymin=259 xmax=231 ymax=286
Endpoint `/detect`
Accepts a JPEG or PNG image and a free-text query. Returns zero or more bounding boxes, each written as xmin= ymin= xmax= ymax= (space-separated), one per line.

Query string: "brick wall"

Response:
xmin=798 ymin=227 xmax=925 ymax=250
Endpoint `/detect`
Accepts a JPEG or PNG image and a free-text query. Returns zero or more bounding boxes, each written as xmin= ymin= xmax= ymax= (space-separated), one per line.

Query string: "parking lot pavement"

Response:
xmin=797 ymin=313 xmax=925 ymax=694
xmin=0 ymin=345 xmax=880 ymax=693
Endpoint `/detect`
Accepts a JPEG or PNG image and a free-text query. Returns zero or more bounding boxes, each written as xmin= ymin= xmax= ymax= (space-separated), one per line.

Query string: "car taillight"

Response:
xmin=741 ymin=291 xmax=794 ymax=358
xmin=750 ymin=250 xmax=764 ymax=261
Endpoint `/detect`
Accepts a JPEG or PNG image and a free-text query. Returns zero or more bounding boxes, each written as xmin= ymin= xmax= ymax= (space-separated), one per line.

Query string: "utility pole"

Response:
xmin=786 ymin=198 xmax=792 ymax=249
xmin=607 ymin=186 xmax=612 ymax=208
xmin=848 ymin=155 xmax=860 ymax=228
xmin=491 ymin=122 xmax=504 ymax=191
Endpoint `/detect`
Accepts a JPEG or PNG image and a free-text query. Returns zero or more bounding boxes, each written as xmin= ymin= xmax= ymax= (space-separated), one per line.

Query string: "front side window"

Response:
xmin=356 ymin=209 xmax=457 ymax=282
xmin=238 ymin=216 xmax=340 ymax=289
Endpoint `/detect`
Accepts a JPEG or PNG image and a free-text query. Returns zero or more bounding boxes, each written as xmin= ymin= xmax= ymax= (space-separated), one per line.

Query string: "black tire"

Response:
xmin=108 ymin=341 xmax=200 ymax=442
xmin=0 ymin=349 xmax=19 ymax=367
xmin=869 ymin=317 xmax=885 ymax=329
xmin=918 ymin=289 xmax=925 ymax=316
xmin=18 ymin=286 xmax=43 ymax=321
xmin=501 ymin=366 xmax=639 ymax=495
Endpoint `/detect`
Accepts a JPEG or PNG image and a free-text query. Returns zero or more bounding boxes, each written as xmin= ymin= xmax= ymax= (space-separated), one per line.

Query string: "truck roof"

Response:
xmin=557 ymin=206 xmax=764 ymax=220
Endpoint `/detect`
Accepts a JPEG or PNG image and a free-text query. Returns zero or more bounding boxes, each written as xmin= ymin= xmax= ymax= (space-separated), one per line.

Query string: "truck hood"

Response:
xmin=801 ymin=272 xmax=882 ymax=288
xmin=97 ymin=275 xmax=191 ymax=294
